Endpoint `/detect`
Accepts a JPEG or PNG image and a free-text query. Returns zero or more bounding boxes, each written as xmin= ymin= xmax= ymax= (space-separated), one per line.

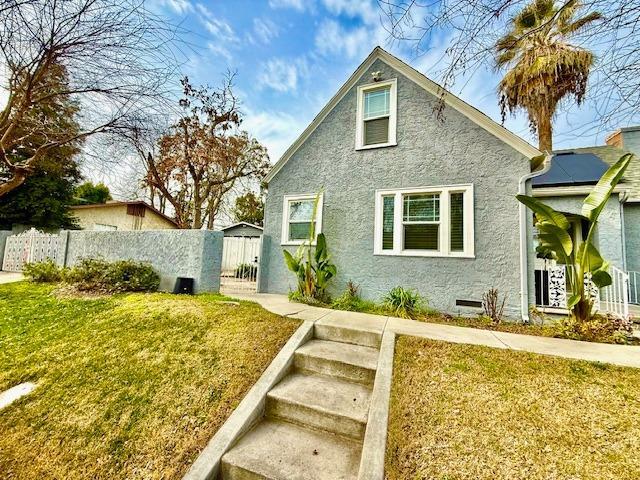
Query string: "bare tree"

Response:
xmin=120 ymin=77 xmax=270 ymax=229
xmin=0 ymin=0 xmax=182 ymax=197
xmin=379 ymin=0 xmax=640 ymax=139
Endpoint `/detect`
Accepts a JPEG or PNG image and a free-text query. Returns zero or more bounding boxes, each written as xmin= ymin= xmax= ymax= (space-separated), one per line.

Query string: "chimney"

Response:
xmin=606 ymin=126 xmax=640 ymax=157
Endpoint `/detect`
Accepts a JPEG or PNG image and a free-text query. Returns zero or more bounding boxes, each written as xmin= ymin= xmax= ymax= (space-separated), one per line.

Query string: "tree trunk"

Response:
xmin=537 ymin=109 xmax=553 ymax=153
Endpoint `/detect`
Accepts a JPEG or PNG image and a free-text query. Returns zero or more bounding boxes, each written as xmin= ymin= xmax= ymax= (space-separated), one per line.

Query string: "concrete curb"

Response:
xmin=183 ymin=320 xmax=315 ymax=480
xmin=357 ymin=330 xmax=395 ymax=480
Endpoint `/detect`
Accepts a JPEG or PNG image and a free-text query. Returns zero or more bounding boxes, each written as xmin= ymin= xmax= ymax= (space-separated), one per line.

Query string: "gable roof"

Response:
xmin=221 ymin=222 xmax=263 ymax=231
xmin=264 ymin=46 xmax=541 ymax=184
xmin=70 ymin=200 xmax=179 ymax=227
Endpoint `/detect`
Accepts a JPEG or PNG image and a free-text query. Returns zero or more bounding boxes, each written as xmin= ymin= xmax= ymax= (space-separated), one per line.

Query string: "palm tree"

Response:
xmin=495 ymin=0 xmax=601 ymax=152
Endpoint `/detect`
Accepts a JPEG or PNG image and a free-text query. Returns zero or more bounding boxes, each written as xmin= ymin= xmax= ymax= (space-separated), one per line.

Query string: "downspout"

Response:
xmin=518 ymin=154 xmax=552 ymax=322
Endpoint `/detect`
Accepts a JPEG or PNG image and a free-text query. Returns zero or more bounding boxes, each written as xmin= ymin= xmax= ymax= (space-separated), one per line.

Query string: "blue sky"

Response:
xmin=150 ymin=0 xmax=619 ymax=164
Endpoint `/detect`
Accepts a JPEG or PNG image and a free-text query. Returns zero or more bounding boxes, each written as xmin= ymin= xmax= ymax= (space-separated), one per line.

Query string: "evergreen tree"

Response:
xmin=232 ymin=191 xmax=264 ymax=226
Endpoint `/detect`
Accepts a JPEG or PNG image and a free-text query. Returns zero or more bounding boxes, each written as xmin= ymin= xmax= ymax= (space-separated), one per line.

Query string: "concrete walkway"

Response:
xmin=0 ymin=272 xmax=24 ymax=284
xmin=232 ymin=293 xmax=640 ymax=369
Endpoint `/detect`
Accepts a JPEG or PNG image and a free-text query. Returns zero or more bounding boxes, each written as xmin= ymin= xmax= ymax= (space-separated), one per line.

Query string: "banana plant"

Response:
xmin=283 ymin=191 xmax=336 ymax=301
xmin=517 ymin=153 xmax=633 ymax=321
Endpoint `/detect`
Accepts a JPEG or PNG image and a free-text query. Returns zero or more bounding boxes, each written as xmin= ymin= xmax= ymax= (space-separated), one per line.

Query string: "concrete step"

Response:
xmin=221 ymin=419 xmax=362 ymax=480
xmin=314 ymin=311 xmax=386 ymax=348
xmin=266 ymin=372 xmax=371 ymax=440
xmin=294 ymin=339 xmax=379 ymax=385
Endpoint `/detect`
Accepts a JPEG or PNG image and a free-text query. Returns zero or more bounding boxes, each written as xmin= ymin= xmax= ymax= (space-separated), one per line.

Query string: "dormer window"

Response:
xmin=356 ymin=78 xmax=397 ymax=150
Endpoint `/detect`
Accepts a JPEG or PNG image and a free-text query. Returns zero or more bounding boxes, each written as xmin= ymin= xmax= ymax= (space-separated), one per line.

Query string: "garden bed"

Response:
xmin=0 ymin=282 xmax=300 ymax=479
xmin=386 ymin=336 xmax=640 ymax=479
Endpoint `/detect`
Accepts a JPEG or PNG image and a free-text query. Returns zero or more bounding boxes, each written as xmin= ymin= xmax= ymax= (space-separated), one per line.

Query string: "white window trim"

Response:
xmin=374 ymin=184 xmax=475 ymax=258
xmin=281 ymin=193 xmax=324 ymax=246
xmin=355 ymin=78 xmax=397 ymax=150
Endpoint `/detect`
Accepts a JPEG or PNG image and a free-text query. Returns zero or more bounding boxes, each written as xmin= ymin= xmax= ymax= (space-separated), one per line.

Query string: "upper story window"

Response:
xmin=356 ymin=78 xmax=397 ymax=150
xmin=374 ymin=184 xmax=474 ymax=258
xmin=281 ymin=193 xmax=323 ymax=246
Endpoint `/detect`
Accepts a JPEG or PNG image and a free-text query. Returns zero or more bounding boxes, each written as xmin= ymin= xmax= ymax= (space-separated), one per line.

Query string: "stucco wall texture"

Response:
xmin=71 ymin=204 xmax=177 ymax=231
xmin=624 ymin=204 xmax=640 ymax=273
xmin=58 ymin=229 xmax=222 ymax=293
xmin=261 ymin=58 xmax=531 ymax=317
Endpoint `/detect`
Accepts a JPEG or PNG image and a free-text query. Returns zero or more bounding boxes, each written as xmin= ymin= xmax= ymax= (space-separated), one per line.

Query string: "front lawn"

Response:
xmin=386 ymin=336 xmax=640 ymax=480
xmin=0 ymin=282 xmax=300 ymax=479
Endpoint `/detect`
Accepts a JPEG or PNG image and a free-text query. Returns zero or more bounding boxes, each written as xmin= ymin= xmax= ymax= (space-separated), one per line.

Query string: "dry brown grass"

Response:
xmin=0 ymin=282 xmax=300 ymax=480
xmin=387 ymin=336 xmax=640 ymax=480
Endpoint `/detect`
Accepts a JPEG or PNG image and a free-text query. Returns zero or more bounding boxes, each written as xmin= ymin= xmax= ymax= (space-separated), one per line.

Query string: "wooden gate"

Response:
xmin=220 ymin=236 xmax=262 ymax=292
xmin=2 ymin=229 xmax=60 ymax=272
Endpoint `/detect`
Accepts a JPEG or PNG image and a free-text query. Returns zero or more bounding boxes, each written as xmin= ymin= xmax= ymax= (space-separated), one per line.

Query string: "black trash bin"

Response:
xmin=174 ymin=277 xmax=194 ymax=295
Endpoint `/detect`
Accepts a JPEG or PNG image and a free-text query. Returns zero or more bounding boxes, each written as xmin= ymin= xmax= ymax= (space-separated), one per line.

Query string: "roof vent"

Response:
xmin=371 ymin=71 xmax=382 ymax=82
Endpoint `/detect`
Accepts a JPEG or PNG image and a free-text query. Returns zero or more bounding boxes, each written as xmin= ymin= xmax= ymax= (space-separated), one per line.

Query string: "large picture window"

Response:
xmin=281 ymin=193 xmax=323 ymax=245
xmin=356 ymin=79 xmax=397 ymax=150
xmin=374 ymin=185 xmax=474 ymax=257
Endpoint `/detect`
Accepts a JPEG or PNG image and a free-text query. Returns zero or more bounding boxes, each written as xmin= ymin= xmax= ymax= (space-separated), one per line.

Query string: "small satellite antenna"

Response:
xmin=371 ymin=71 xmax=382 ymax=82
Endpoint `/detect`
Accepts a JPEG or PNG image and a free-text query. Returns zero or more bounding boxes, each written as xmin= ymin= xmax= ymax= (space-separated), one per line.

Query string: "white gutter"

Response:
xmin=518 ymin=155 xmax=552 ymax=322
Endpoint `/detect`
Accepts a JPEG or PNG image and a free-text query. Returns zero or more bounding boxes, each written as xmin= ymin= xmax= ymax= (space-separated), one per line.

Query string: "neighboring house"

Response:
xmin=532 ymin=131 xmax=640 ymax=308
xmin=221 ymin=222 xmax=263 ymax=237
xmin=70 ymin=201 xmax=178 ymax=231
xmin=259 ymin=46 xmax=640 ymax=319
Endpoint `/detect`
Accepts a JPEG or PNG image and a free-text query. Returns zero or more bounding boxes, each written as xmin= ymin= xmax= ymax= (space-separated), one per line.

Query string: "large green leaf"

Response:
xmin=581 ymin=153 xmax=633 ymax=221
xmin=282 ymin=250 xmax=300 ymax=273
xmin=536 ymin=222 xmax=573 ymax=256
xmin=591 ymin=268 xmax=612 ymax=288
xmin=575 ymin=241 xmax=604 ymax=272
xmin=516 ymin=195 xmax=570 ymax=230
xmin=567 ymin=293 xmax=581 ymax=309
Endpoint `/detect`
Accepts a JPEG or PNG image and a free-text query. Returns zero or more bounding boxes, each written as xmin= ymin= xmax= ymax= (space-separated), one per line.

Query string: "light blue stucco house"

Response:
xmin=258 ymin=47 xmax=639 ymax=320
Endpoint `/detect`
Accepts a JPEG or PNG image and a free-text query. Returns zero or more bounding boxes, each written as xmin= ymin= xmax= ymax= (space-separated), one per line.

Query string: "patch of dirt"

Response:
xmin=51 ymin=284 xmax=111 ymax=300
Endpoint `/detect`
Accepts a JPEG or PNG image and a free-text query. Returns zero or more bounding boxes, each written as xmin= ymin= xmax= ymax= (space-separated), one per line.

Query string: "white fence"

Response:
xmin=2 ymin=229 xmax=60 ymax=272
xmin=220 ymin=236 xmax=261 ymax=292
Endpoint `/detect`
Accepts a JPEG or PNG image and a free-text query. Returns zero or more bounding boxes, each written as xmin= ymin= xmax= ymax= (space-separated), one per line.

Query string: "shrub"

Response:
xmin=66 ymin=258 xmax=159 ymax=293
xmin=23 ymin=259 xmax=65 ymax=283
xmin=383 ymin=286 xmax=424 ymax=319
xmin=288 ymin=290 xmax=328 ymax=307
xmin=235 ymin=263 xmax=257 ymax=279
xmin=332 ymin=281 xmax=363 ymax=311
xmin=556 ymin=313 xmax=633 ymax=344
xmin=482 ymin=288 xmax=506 ymax=324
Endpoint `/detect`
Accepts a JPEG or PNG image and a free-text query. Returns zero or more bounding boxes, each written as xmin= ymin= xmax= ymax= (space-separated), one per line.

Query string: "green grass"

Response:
xmin=0 ymin=282 xmax=301 ymax=479
xmin=387 ymin=336 xmax=640 ymax=480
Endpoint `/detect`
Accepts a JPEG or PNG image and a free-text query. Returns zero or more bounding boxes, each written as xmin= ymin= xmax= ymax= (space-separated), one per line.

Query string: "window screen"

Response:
xmin=403 ymin=194 xmax=439 ymax=222
xmin=363 ymin=86 xmax=390 ymax=146
xmin=288 ymin=199 xmax=314 ymax=241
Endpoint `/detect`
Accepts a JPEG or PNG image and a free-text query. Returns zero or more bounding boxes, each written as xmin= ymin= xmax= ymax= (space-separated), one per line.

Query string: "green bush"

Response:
xmin=23 ymin=259 xmax=65 ymax=283
xmin=66 ymin=258 xmax=160 ymax=293
xmin=383 ymin=286 xmax=424 ymax=319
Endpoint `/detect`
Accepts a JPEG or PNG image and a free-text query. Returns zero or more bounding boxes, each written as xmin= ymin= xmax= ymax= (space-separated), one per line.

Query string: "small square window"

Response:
xmin=281 ymin=194 xmax=323 ymax=245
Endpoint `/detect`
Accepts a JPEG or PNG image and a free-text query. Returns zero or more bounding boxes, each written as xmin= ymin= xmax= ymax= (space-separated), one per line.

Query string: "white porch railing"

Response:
xmin=601 ymin=265 xmax=629 ymax=319
xmin=535 ymin=264 xmax=629 ymax=318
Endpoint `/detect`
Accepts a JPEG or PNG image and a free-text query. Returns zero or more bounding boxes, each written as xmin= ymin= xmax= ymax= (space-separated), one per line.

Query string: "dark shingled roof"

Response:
xmin=533 ymin=152 xmax=610 ymax=187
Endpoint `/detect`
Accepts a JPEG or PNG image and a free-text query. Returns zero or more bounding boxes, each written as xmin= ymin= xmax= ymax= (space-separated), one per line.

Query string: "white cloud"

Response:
xmin=315 ymin=19 xmax=384 ymax=60
xmin=243 ymin=109 xmax=308 ymax=162
xmin=252 ymin=18 xmax=280 ymax=44
xmin=162 ymin=0 xmax=193 ymax=14
xmin=268 ymin=0 xmax=307 ymax=11
xmin=258 ymin=57 xmax=309 ymax=93
xmin=207 ymin=42 xmax=233 ymax=62
xmin=321 ymin=0 xmax=379 ymax=26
